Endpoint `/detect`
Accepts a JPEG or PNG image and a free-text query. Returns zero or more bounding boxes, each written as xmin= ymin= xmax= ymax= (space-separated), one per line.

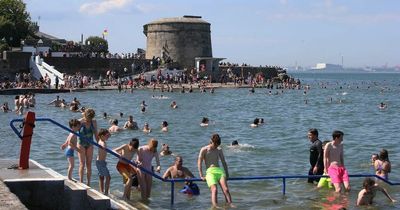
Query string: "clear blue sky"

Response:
xmin=25 ymin=0 xmax=400 ymax=68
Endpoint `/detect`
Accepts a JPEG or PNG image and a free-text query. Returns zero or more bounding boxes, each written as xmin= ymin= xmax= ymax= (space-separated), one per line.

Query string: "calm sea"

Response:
xmin=1 ymin=72 xmax=399 ymax=209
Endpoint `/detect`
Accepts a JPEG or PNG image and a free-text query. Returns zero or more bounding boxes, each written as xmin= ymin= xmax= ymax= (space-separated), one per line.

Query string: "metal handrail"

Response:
xmin=9 ymin=117 xmax=400 ymax=206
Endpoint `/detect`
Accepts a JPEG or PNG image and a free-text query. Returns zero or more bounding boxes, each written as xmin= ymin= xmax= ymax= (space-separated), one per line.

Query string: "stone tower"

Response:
xmin=143 ymin=15 xmax=212 ymax=69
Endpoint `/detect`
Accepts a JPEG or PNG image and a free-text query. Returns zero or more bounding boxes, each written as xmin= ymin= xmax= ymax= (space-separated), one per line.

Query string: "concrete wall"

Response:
xmin=0 ymin=181 xmax=27 ymax=210
xmin=0 ymin=52 xmax=32 ymax=80
xmin=6 ymin=180 xmax=66 ymax=210
xmin=0 ymin=52 xmax=151 ymax=81
xmin=144 ymin=21 xmax=212 ymax=69
xmin=43 ymin=57 xmax=150 ymax=78
xmin=216 ymin=66 xmax=280 ymax=81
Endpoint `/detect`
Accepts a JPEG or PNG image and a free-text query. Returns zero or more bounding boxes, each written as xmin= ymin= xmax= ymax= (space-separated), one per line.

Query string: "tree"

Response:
xmin=84 ymin=36 xmax=108 ymax=54
xmin=0 ymin=0 xmax=31 ymax=47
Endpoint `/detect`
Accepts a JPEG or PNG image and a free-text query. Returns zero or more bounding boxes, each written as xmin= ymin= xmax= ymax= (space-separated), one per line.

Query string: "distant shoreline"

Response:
xmin=0 ymin=83 xmax=257 ymax=95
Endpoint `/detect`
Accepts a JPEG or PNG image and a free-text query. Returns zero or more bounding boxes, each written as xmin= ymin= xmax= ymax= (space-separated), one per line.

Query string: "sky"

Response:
xmin=24 ymin=0 xmax=400 ymax=68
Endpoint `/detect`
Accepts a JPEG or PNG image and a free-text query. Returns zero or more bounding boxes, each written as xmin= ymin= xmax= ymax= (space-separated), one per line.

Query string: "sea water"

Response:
xmin=1 ymin=72 xmax=399 ymax=209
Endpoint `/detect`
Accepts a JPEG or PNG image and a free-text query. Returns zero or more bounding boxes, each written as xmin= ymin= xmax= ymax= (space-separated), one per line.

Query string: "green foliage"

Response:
xmin=84 ymin=36 xmax=108 ymax=53
xmin=0 ymin=37 xmax=9 ymax=51
xmin=0 ymin=0 xmax=31 ymax=47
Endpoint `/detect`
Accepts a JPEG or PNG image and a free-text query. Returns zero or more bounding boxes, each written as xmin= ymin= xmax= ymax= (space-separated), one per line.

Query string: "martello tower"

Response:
xmin=143 ymin=15 xmax=212 ymax=69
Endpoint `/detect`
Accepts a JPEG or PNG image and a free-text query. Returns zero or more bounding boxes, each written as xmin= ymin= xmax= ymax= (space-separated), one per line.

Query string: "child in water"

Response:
xmin=357 ymin=177 xmax=396 ymax=206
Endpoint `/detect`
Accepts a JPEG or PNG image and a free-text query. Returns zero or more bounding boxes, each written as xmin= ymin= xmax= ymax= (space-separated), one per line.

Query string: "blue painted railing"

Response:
xmin=9 ymin=117 xmax=400 ymax=206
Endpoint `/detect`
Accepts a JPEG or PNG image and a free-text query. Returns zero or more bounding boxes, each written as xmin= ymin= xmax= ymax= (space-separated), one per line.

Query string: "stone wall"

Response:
xmin=0 ymin=52 xmax=151 ymax=81
xmin=216 ymin=66 xmax=280 ymax=81
xmin=43 ymin=57 xmax=150 ymax=78
xmin=144 ymin=21 xmax=212 ymax=69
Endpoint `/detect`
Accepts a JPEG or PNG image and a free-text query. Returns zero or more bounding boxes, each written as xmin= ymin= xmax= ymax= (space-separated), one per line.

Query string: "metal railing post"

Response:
xmin=282 ymin=177 xmax=286 ymax=195
xmin=171 ymin=181 xmax=175 ymax=205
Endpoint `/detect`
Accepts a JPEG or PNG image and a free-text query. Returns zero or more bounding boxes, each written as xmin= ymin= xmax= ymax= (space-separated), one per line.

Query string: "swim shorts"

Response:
xmin=317 ymin=174 xmax=333 ymax=189
xmin=65 ymin=147 xmax=74 ymax=157
xmin=116 ymin=162 xmax=136 ymax=183
xmin=205 ymin=167 xmax=226 ymax=188
xmin=96 ymin=160 xmax=110 ymax=177
xmin=328 ymin=165 xmax=349 ymax=184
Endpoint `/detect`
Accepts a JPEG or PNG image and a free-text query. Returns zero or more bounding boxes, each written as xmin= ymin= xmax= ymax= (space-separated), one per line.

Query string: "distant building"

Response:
xmin=311 ymin=63 xmax=343 ymax=71
xmin=143 ymin=15 xmax=223 ymax=71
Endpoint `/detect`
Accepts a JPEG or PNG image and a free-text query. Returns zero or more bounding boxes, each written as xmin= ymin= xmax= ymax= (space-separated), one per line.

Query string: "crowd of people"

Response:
xmin=307 ymin=128 xmax=396 ymax=206
xmin=2 ymin=74 xmax=397 ymax=208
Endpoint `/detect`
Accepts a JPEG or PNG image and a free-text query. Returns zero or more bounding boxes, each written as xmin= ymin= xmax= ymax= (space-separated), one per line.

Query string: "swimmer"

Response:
xmin=200 ymin=117 xmax=209 ymax=127
xmin=123 ymin=115 xmax=138 ymax=130
xmin=60 ymin=99 xmax=68 ymax=108
xmin=143 ymin=122 xmax=151 ymax=133
xmin=161 ymin=121 xmax=168 ymax=132
xmin=108 ymin=119 xmax=122 ymax=133
xmin=231 ymin=140 xmax=239 ymax=146
xmin=70 ymin=103 xmax=79 ymax=112
xmin=160 ymin=143 xmax=172 ymax=156
xmin=250 ymin=118 xmax=259 ymax=128
xmin=379 ymin=102 xmax=388 ymax=109
xmin=249 ymin=87 xmax=255 ymax=93
xmin=1 ymin=102 xmax=10 ymax=112
xmin=141 ymin=100 xmax=147 ymax=107
xmin=49 ymin=95 xmax=62 ymax=107
xmin=103 ymin=112 xmax=108 ymax=119
xmin=70 ymin=97 xmax=81 ymax=107
xmin=120 ymin=112 xmax=124 ymax=118
xmin=374 ymin=149 xmax=391 ymax=180
xmin=210 ymin=87 xmax=215 ymax=94
xmin=170 ymin=101 xmax=178 ymax=109
xmin=28 ymin=93 xmax=35 ymax=107
xmin=371 ymin=154 xmax=378 ymax=166
xmin=258 ymin=118 xmax=264 ymax=124
xmin=357 ymin=177 xmax=396 ymax=206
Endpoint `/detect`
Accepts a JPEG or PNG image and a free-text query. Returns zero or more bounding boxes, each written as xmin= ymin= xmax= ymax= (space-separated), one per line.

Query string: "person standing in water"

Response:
xmin=323 ymin=130 xmax=350 ymax=193
xmin=78 ymin=108 xmax=98 ymax=186
xmin=198 ymin=133 xmax=234 ymax=208
xmin=307 ymin=128 xmax=324 ymax=183
xmin=137 ymin=138 xmax=161 ymax=200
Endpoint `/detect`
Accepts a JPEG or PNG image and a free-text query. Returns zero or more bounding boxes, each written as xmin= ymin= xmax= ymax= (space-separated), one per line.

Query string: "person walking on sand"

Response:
xmin=198 ymin=133 xmax=234 ymax=208
xmin=323 ymin=130 xmax=350 ymax=193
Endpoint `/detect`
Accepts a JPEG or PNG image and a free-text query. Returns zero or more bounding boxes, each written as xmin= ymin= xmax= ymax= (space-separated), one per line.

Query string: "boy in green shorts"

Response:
xmin=198 ymin=133 xmax=234 ymax=208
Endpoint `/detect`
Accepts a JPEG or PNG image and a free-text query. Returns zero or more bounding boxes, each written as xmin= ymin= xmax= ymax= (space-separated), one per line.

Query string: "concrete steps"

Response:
xmin=0 ymin=159 xmax=136 ymax=210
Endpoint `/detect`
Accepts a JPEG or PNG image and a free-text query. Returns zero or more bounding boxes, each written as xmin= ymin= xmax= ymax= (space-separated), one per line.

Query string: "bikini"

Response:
xmin=376 ymin=161 xmax=389 ymax=179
